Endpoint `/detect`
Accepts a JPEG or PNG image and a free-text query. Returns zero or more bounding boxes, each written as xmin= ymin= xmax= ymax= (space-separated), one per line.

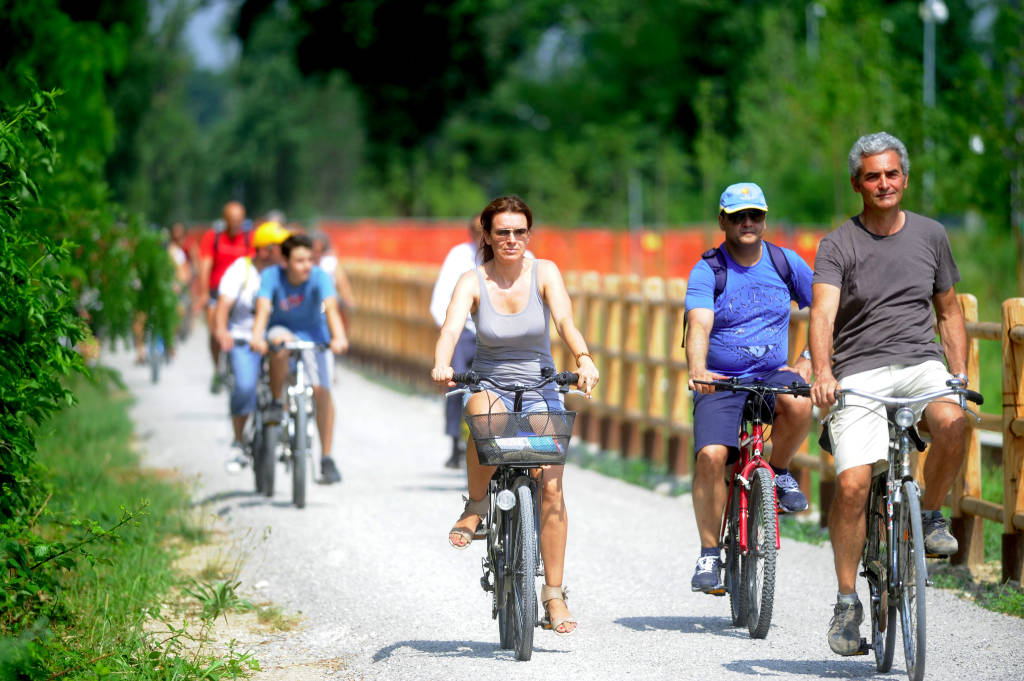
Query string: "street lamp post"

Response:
xmin=920 ymin=0 xmax=949 ymax=211
xmin=806 ymin=3 xmax=826 ymax=61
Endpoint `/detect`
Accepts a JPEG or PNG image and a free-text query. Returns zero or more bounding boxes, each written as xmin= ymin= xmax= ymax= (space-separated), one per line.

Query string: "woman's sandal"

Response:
xmin=448 ymin=495 xmax=488 ymax=550
xmin=540 ymin=584 xmax=577 ymax=636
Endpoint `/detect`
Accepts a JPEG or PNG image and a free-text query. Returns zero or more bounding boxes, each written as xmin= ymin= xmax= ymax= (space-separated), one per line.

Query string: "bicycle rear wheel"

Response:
xmin=743 ymin=468 xmax=777 ymax=639
xmin=249 ymin=412 xmax=265 ymax=494
xmin=292 ymin=393 xmax=309 ymax=509
xmin=509 ymin=482 xmax=536 ymax=660
xmin=897 ymin=482 xmax=927 ymax=681
xmin=866 ymin=479 xmax=896 ymax=672
xmin=726 ymin=485 xmax=746 ymax=626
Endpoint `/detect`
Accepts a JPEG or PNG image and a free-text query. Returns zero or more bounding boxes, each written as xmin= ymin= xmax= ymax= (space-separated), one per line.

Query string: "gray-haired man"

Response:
xmin=809 ymin=131 xmax=968 ymax=655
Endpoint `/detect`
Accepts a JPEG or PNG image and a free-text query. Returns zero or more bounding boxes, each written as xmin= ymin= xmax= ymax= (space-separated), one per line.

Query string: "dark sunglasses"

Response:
xmin=725 ymin=209 xmax=766 ymax=224
xmin=492 ymin=228 xmax=530 ymax=239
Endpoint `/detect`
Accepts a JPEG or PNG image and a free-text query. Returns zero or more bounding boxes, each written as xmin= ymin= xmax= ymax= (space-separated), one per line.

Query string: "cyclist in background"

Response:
xmin=214 ymin=221 xmax=290 ymax=472
xmin=429 ymin=215 xmax=483 ymax=469
xmin=250 ymin=234 xmax=349 ymax=485
xmin=685 ymin=182 xmax=813 ymax=595
xmin=311 ymin=231 xmax=356 ymax=330
xmin=198 ymin=201 xmax=253 ymax=394
xmin=809 ymin=132 xmax=968 ymax=655
xmin=168 ymin=222 xmax=193 ymax=342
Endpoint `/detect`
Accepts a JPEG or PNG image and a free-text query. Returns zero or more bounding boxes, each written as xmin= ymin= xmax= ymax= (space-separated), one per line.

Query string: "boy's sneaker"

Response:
xmin=224 ymin=441 xmax=248 ymax=474
xmin=775 ymin=470 xmax=809 ymax=513
xmin=320 ymin=457 xmax=342 ymax=484
xmin=690 ymin=555 xmax=724 ymax=594
xmin=922 ymin=511 xmax=958 ymax=556
xmin=827 ymin=598 xmax=864 ymax=655
xmin=210 ymin=372 xmax=224 ymax=395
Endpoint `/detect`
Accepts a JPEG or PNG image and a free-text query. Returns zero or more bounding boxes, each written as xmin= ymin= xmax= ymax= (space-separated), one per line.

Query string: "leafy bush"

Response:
xmin=0 ymin=88 xmax=86 ymax=518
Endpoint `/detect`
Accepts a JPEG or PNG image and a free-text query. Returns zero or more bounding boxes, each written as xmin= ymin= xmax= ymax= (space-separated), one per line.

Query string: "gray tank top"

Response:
xmin=471 ymin=260 xmax=554 ymax=383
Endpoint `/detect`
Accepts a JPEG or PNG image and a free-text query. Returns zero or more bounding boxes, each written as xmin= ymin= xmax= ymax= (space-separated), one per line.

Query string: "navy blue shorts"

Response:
xmin=692 ymin=368 xmax=805 ymax=463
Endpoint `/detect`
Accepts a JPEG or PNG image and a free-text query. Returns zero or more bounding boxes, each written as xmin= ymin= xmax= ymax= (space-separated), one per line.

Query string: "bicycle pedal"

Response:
xmin=925 ymin=552 xmax=951 ymax=560
xmin=854 ymin=638 xmax=870 ymax=656
xmin=705 ymin=587 xmax=726 ymax=597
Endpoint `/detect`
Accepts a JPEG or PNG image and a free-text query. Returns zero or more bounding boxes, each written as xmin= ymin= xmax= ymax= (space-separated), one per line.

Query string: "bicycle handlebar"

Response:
xmin=270 ymin=340 xmax=328 ymax=352
xmin=692 ymin=378 xmax=811 ymax=398
xmin=836 ymin=384 xmax=983 ymax=409
xmin=452 ymin=369 xmax=580 ymax=392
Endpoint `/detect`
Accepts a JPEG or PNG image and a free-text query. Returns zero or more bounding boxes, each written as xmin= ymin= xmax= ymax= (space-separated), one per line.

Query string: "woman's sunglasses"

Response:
xmin=492 ymin=228 xmax=530 ymax=240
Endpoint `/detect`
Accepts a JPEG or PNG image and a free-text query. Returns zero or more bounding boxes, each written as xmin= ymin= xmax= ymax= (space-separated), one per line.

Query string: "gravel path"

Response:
xmin=114 ymin=332 xmax=1024 ymax=680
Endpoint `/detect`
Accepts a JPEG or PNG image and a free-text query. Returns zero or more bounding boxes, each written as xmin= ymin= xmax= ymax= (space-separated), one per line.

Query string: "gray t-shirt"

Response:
xmin=812 ymin=211 xmax=960 ymax=379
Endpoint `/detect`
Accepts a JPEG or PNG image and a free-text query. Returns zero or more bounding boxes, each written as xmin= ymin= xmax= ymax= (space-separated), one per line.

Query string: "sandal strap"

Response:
xmin=461 ymin=494 xmax=489 ymax=516
xmin=541 ymin=584 xmax=568 ymax=604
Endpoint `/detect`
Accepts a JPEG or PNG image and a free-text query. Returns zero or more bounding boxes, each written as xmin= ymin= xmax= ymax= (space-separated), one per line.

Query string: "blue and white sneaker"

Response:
xmin=774 ymin=470 xmax=809 ymax=513
xmin=690 ymin=555 xmax=724 ymax=594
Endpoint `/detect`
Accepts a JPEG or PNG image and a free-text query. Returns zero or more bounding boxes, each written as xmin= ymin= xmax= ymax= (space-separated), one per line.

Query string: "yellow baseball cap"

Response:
xmin=252 ymin=221 xmax=290 ymax=248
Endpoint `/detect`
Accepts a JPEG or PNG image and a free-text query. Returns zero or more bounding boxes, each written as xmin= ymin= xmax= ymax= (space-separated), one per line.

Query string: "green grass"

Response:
xmin=930 ymin=567 xmax=1024 ymax=618
xmin=0 ymin=376 xmax=259 ymax=679
xmin=568 ymin=446 xmax=689 ymax=495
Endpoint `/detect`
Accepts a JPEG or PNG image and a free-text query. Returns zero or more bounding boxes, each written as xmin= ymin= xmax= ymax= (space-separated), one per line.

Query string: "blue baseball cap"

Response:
xmin=719 ymin=182 xmax=768 ymax=213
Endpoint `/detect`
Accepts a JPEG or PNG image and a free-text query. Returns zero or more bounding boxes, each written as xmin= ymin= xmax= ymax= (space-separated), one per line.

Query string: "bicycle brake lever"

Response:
xmin=964 ymin=407 xmax=981 ymax=423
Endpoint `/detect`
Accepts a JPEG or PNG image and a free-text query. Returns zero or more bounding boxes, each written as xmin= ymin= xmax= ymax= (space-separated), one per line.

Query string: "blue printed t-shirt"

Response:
xmin=257 ymin=265 xmax=336 ymax=343
xmin=685 ymin=244 xmax=813 ymax=378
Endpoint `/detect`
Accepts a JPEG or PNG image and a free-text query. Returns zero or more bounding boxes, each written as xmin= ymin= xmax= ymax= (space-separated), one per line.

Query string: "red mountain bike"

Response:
xmin=694 ymin=378 xmax=811 ymax=639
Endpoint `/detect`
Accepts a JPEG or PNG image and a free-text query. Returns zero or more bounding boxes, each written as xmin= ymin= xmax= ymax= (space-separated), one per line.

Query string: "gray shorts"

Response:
xmin=266 ymin=325 xmax=334 ymax=389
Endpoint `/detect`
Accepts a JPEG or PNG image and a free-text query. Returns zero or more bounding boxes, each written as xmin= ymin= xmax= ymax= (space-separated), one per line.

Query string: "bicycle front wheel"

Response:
xmin=292 ymin=394 xmax=309 ymax=509
xmin=250 ymin=413 xmax=265 ymax=494
xmin=743 ymin=467 xmax=777 ymax=639
xmin=509 ymin=482 xmax=536 ymax=660
xmin=725 ymin=486 xmax=746 ymax=626
xmin=496 ymin=503 xmax=513 ymax=650
xmin=148 ymin=337 xmax=162 ymax=384
xmin=866 ymin=479 xmax=896 ymax=672
xmin=897 ymin=482 xmax=927 ymax=681
xmin=260 ymin=423 xmax=279 ymax=497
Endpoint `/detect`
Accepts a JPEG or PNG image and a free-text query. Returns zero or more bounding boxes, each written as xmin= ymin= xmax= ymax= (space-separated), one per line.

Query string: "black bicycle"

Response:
xmin=826 ymin=379 xmax=982 ymax=681
xmin=693 ymin=379 xmax=811 ymax=639
xmin=446 ymin=368 xmax=581 ymax=661
xmin=260 ymin=340 xmax=323 ymax=508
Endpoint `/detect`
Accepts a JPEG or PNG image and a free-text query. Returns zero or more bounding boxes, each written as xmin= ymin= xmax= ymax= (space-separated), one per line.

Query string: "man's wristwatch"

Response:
xmin=953 ymin=372 xmax=968 ymax=385
xmin=800 ymin=349 xmax=812 ymax=361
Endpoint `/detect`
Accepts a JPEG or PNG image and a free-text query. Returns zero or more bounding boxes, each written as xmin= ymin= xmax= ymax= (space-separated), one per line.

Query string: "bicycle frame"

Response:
xmin=282 ymin=347 xmax=316 ymax=474
xmin=721 ymin=420 xmax=780 ymax=554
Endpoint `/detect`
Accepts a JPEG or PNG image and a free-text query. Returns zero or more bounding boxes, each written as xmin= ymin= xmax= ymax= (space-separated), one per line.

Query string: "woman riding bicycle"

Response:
xmin=431 ymin=195 xmax=599 ymax=637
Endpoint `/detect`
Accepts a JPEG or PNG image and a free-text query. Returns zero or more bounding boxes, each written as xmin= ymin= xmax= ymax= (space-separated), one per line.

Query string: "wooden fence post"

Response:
xmin=621 ymin=275 xmax=644 ymax=459
xmin=666 ymin=278 xmax=691 ymax=477
xmin=644 ymin=277 xmax=669 ymax=468
xmin=1002 ymin=298 xmax=1024 ymax=584
xmin=951 ymin=294 xmax=984 ymax=568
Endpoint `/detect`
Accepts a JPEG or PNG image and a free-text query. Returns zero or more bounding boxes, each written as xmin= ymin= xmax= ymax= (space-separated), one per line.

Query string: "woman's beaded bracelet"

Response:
xmin=575 ymin=351 xmax=594 ymax=367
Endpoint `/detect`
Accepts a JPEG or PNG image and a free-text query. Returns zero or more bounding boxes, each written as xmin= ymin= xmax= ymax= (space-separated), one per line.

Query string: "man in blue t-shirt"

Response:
xmin=684 ymin=182 xmax=814 ymax=594
xmin=251 ymin=234 xmax=349 ymax=484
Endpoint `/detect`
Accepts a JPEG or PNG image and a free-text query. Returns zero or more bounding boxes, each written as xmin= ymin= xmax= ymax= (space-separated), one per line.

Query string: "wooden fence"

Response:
xmin=342 ymin=259 xmax=1024 ymax=584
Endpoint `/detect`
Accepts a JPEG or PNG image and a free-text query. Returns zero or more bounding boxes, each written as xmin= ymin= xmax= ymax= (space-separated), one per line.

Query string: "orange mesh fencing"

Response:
xmin=317 ymin=218 xmax=824 ymax=277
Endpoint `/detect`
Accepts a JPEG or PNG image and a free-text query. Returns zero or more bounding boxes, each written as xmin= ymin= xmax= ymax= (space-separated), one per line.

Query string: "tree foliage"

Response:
xmin=224 ymin=0 xmax=1021 ymax=232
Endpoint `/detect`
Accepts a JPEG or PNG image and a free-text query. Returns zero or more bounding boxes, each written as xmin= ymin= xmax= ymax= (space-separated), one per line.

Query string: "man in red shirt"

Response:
xmin=198 ymin=201 xmax=253 ymax=393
